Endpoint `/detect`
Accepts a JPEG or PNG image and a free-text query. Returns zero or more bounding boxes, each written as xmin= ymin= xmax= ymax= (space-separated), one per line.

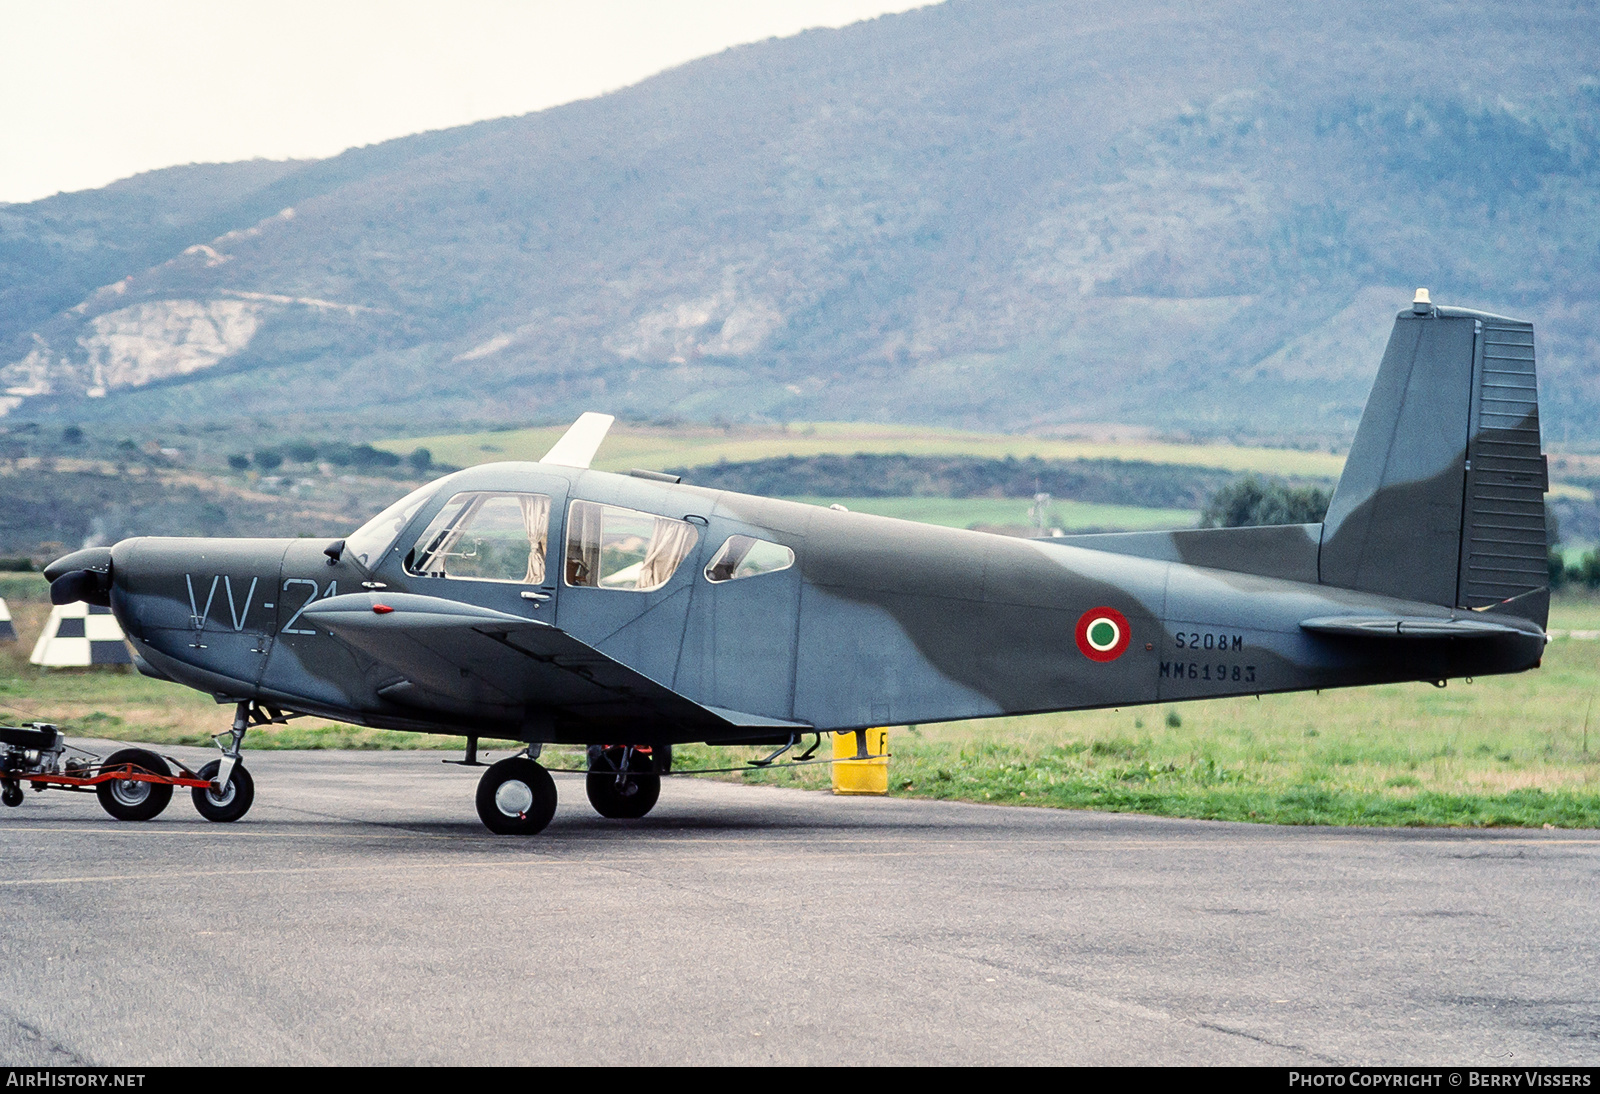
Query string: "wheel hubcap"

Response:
xmin=494 ymin=779 xmax=534 ymax=817
xmin=110 ymin=778 xmax=150 ymax=806
xmin=207 ymin=779 xmax=236 ymax=807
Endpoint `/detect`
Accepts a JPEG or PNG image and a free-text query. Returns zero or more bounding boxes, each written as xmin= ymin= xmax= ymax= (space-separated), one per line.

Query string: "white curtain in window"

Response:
xmin=518 ymin=494 xmax=550 ymax=584
xmin=638 ymin=517 xmax=699 ymax=591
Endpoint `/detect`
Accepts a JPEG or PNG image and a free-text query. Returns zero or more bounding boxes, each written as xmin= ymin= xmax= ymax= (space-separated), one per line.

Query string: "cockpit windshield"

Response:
xmin=344 ymin=482 xmax=439 ymax=570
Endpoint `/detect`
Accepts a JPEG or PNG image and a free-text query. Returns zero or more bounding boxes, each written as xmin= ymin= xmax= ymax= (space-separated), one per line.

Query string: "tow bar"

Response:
xmin=1 ymin=723 xmax=230 ymax=821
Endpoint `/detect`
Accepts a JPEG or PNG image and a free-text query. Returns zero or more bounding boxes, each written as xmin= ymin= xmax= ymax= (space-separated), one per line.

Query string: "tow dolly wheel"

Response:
xmin=192 ymin=759 xmax=255 ymax=823
xmin=475 ymin=757 xmax=557 ymax=835
xmin=96 ymin=748 xmax=173 ymax=822
xmin=585 ymin=746 xmax=661 ymax=820
xmin=1 ymin=781 xmax=21 ymax=808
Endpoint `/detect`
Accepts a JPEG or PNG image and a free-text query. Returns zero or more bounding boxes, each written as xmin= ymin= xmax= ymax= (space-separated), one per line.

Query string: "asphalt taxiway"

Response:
xmin=0 ymin=745 xmax=1595 ymax=1065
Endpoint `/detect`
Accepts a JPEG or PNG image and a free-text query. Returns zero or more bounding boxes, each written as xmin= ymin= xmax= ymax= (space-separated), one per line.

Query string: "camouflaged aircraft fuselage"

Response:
xmin=47 ymin=300 xmax=1550 ymax=751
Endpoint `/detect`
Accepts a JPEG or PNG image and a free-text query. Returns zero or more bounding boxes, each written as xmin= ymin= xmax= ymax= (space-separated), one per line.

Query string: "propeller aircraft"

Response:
xmin=38 ymin=293 xmax=1551 ymax=834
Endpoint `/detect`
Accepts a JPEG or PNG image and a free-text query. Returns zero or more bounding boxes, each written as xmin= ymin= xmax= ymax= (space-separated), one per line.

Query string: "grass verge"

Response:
xmin=377 ymin=420 xmax=1349 ymax=479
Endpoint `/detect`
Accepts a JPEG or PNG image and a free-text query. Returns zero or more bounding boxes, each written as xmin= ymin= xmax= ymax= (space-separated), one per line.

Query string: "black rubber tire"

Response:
xmin=586 ymin=771 xmax=661 ymax=818
xmin=96 ymin=748 xmax=173 ymax=821
xmin=1 ymin=781 xmax=21 ymax=808
xmin=585 ymin=747 xmax=662 ymax=819
xmin=191 ymin=759 xmax=255 ymax=822
xmin=475 ymin=758 xmax=557 ymax=835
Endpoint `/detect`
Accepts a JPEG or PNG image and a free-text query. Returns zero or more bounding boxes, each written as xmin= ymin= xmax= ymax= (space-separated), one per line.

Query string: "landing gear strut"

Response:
xmin=585 ymin=744 xmax=665 ymax=820
xmin=193 ymin=701 xmax=261 ymax=823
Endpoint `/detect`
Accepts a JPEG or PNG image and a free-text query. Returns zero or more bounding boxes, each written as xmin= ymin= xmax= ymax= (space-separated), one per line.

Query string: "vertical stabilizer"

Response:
xmin=1319 ymin=296 xmax=1546 ymax=623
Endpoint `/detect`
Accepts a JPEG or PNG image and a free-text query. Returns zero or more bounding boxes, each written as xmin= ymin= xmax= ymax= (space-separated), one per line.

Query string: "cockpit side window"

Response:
xmin=564 ymin=500 xmax=699 ymax=592
xmin=704 ymin=535 xmax=795 ymax=583
xmin=404 ymin=491 xmax=551 ymax=584
xmin=345 ymin=483 xmax=439 ymax=570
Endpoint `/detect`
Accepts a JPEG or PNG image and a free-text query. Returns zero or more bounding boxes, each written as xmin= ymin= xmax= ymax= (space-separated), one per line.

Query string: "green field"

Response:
xmin=715 ymin=635 xmax=1600 ymax=829
xmin=5 ymin=574 xmax=1598 ymax=828
xmin=776 ymin=496 xmax=1198 ymax=531
xmin=379 ymin=421 xmax=1351 ymax=479
xmin=380 ymin=423 xmax=1600 ymax=503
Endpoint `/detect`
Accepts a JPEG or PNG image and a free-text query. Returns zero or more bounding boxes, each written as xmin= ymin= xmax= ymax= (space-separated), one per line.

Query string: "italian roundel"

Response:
xmin=1075 ymin=607 xmax=1131 ymax=663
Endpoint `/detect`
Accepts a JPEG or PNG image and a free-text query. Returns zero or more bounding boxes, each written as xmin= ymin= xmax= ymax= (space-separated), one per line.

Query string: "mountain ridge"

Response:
xmin=4 ymin=0 xmax=1598 ymax=442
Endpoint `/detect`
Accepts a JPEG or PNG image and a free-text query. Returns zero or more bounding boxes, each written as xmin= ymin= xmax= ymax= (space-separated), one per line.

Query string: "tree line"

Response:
xmin=227 ymin=444 xmax=433 ymax=474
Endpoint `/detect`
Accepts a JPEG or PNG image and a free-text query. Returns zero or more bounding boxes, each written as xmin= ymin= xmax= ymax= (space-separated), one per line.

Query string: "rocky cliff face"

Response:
xmin=3 ymin=0 xmax=1598 ymax=441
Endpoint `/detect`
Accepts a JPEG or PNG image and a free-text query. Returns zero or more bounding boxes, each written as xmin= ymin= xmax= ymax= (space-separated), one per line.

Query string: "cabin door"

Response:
xmin=675 ymin=521 xmax=802 ymax=722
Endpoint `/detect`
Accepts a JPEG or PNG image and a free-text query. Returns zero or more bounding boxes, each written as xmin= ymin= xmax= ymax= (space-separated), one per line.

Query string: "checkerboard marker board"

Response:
xmin=29 ymin=602 xmax=132 ymax=666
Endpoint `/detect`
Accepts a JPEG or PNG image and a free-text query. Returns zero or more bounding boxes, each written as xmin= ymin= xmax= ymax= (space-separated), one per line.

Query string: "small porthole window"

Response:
xmin=705 ymin=535 xmax=795 ymax=583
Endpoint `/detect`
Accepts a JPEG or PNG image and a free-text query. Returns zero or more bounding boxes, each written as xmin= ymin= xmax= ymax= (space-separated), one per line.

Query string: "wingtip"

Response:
xmin=539 ymin=411 xmax=615 ymax=469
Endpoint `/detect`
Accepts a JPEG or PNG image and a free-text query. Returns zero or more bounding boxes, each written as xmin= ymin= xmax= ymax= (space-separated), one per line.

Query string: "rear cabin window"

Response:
xmin=704 ymin=535 xmax=795 ymax=583
xmin=565 ymin=501 xmax=699 ymax=592
xmin=405 ymin=491 xmax=551 ymax=584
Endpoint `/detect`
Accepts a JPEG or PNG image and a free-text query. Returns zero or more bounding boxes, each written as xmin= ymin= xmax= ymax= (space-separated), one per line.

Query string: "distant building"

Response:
xmin=30 ymin=602 xmax=131 ymax=667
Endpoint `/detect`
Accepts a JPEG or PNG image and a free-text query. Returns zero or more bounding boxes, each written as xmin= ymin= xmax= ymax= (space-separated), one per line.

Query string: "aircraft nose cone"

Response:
xmin=44 ymin=546 xmax=114 ymax=607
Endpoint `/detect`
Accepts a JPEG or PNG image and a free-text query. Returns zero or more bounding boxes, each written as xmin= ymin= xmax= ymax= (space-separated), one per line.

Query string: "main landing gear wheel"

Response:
xmin=192 ymin=759 xmax=255 ymax=822
xmin=585 ymin=746 xmax=662 ymax=820
xmin=476 ymin=757 xmax=558 ymax=835
xmin=96 ymin=748 xmax=173 ymax=821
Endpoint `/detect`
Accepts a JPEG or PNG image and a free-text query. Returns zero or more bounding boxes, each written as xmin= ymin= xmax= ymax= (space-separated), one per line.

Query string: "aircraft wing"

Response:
xmin=302 ymin=592 xmax=798 ymax=736
xmin=540 ymin=412 xmax=614 ymax=468
xmin=1299 ymin=615 xmax=1541 ymax=639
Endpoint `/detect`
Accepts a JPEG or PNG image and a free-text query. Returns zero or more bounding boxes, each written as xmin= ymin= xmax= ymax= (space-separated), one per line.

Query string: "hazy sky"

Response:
xmin=0 ymin=1 xmax=932 ymax=205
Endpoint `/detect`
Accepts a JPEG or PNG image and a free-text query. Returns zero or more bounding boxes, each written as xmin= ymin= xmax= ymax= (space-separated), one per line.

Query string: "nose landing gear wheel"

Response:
xmin=96 ymin=748 xmax=173 ymax=821
xmin=192 ymin=759 xmax=255 ymax=822
xmin=586 ymin=746 xmax=662 ymax=819
xmin=475 ymin=757 xmax=558 ymax=835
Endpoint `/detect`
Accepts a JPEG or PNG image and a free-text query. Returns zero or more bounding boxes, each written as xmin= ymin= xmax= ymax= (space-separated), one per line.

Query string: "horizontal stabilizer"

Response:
xmin=1300 ymin=615 xmax=1538 ymax=639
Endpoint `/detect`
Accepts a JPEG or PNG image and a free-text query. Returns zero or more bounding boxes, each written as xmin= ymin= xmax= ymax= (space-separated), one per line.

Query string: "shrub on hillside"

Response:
xmin=1199 ymin=474 xmax=1331 ymax=528
xmin=322 ymin=443 xmax=401 ymax=470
